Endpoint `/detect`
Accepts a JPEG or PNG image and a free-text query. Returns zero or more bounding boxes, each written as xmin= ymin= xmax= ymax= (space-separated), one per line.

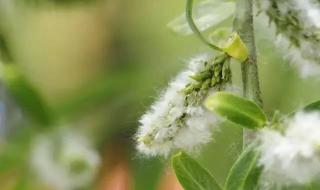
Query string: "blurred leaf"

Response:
xmin=307 ymin=181 xmax=320 ymax=190
xmin=224 ymin=144 xmax=261 ymax=190
xmin=2 ymin=64 xmax=52 ymax=125
xmin=14 ymin=170 xmax=33 ymax=190
xmin=132 ymin=157 xmax=164 ymax=190
xmin=51 ymin=69 xmax=139 ymax=119
xmin=288 ymin=100 xmax=320 ymax=117
xmin=172 ymin=152 xmax=222 ymax=190
xmin=0 ymin=35 xmax=13 ymax=62
xmin=205 ymin=92 xmax=267 ymax=129
xmin=0 ymin=127 xmax=33 ymax=173
xmin=208 ymin=27 xmax=232 ymax=45
xmin=167 ymin=0 xmax=235 ymax=36
xmin=301 ymin=100 xmax=320 ymax=112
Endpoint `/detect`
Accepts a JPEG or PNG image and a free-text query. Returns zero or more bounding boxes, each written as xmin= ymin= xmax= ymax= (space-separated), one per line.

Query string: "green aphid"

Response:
xmin=216 ymin=76 xmax=221 ymax=83
xmin=214 ymin=55 xmax=227 ymax=64
xmin=201 ymin=79 xmax=211 ymax=90
xmin=190 ymin=70 xmax=212 ymax=82
xmin=183 ymin=83 xmax=201 ymax=95
xmin=214 ymin=66 xmax=222 ymax=77
xmin=222 ymin=63 xmax=231 ymax=79
xmin=211 ymin=77 xmax=217 ymax=87
xmin=183 ymin=84 xmax=194 ymax=95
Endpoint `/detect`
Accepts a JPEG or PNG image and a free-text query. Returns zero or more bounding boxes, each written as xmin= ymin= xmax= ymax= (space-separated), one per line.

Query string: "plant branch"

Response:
xmin=186 ymin=0 xmax=222 ymax=51
xmin=233 ymin=0 xmax=262 ymax=146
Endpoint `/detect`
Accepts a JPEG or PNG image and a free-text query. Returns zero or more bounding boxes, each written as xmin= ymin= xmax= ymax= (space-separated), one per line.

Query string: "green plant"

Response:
xmin=136 ymin=0 xmax=320 ymax=189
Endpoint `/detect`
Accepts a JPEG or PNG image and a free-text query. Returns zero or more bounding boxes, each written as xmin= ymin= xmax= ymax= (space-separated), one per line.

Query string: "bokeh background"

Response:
xmin=0 ymin=0 xmax=319 ymax=189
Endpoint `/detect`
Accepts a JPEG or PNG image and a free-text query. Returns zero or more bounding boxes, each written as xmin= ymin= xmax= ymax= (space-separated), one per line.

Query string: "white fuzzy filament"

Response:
xmin=259 ymin=112 xmax=320 ymax=186
xmin=136 ymin=55 xmax=219 ymax=157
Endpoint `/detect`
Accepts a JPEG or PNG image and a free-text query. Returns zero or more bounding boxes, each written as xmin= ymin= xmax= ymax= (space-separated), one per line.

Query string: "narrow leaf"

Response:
xmin=289 ymin=100 xmax=320 ymax=117
xmin=302 ymin=100 xmax=320 ymax=112
xmin=224 ymin=145 xmax=261 ymax=190
xmin=204 ymin=92 xmax=267 ymax=129
xmin=2 ymin=64 xmax=52 ymax=125
xmin=172 ymin=152 xmax=222 ymax=190
xmin=167 ymin=0 xmax=235 ymax=35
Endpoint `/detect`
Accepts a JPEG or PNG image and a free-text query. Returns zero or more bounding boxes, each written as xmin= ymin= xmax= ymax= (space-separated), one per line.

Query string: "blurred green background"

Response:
xmin=0 ymin=0 xmax=319 ymax=189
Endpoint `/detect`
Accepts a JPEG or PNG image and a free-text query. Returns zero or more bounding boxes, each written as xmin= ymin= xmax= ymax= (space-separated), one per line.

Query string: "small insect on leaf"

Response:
xmin=204 ymin=92 xmax=267 ymax=129
xmin=172 ymin=152 xmax=222 ymax=190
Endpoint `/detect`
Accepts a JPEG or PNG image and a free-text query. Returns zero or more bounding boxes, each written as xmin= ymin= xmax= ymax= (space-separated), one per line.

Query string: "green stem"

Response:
xmin=186 ymin=0 xmax=222 ymax=51
xmin=233 ymin=0 xmax=262 ymax=146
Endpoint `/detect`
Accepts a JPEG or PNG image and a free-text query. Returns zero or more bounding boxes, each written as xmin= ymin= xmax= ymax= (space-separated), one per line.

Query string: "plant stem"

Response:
xmin=186 ymin=0 xmax=222 ymax=51
xmin=233 ymin=0 xmax=263 ymax=147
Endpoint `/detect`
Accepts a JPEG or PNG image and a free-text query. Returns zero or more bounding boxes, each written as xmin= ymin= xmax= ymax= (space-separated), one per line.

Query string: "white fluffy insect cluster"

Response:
xmin=260 ymin=0 xmax=320 ymax=77
xmin=136 ymin=54 xmax=226 ymax=157
xmin=292 ymin=0 xmax=320 ymax=29
xmin=30 ymin=129 xmax=101 ymax=190
xmin=275 ymin=35 xmax=320 ymax=77
xmin=259 ymin=112 xmax=320 ymax=186
xmin=260 ymin=0 xmax=320 ymax=29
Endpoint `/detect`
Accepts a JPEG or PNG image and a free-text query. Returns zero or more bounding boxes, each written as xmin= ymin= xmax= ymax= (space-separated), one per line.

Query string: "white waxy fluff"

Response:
xmin=275 ymin=35 xmax=320 ymax=77
xmin=136 ymin=54 xmax=218 ymax=157
xmin=259 ymin=0 xmax=320 ymax=77
xmin=259 ymin=112 xmax=320 ymax=186
xmin=292 ymin=0 xmax=320 ymax=28
xmin=30 ymin=129 xmax=101 ymax=190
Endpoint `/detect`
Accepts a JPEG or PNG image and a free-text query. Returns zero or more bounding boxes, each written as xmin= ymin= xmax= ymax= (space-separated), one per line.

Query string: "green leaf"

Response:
xmin=204 ymin=92 xmax=267 ymax=129
xmin=288 ymin=100 xmax=320 ymax=117
xmin=208 ymin=27 xmax=232 ymax=46
xmin=0 ymin=127 xmax=33 ymax=173
xmin=224 ymin=145 xmax=261 ymax=190
xmin=167 ymin=0 xmax=235 ymax=36
xmin=172 ymin=152 xmax=222 ymax=190
xmin=2 ymin=64 xmax=52 ymax=125
xmin=132 ymin=157 xmax=164 ymax=190
xmin=302 ymin=100 xmax=320 ymax=112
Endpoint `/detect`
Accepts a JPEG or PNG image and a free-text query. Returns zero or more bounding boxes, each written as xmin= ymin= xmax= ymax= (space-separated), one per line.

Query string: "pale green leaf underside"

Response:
xmin=167 ymin=0 xmax=235 ymax=35
xmin=172 ymin=152 xmax=222 ymax=190
xmin=205 ymin=92 xmax=267 ymax=129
